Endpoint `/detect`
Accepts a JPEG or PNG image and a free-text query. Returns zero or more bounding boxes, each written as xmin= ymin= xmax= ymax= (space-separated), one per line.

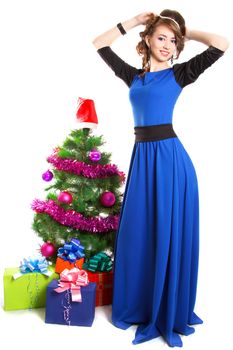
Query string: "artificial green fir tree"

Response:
xmin=32 ymin=98 xmax=125 ymax=262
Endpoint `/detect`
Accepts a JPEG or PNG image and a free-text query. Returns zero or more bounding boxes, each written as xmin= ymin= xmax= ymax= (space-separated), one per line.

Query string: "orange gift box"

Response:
xmin=85 ymin=270 xmax=113 ymax=306
xmin=55 ymin=257 xmax=84 ymax=274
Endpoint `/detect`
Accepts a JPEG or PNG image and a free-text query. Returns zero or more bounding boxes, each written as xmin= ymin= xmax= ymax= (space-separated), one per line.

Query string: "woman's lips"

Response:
xmin=160 ymin=50 xmax=169 ymax=56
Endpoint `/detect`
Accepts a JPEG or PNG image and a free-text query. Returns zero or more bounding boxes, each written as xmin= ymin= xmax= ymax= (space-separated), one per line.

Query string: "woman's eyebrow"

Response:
xmin=158 ymin=34 xmax=176 ymax=39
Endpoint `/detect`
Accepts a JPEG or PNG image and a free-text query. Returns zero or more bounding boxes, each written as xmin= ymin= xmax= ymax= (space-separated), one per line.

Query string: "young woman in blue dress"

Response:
xmin=93 ymin=9 xmax=229 ymax=348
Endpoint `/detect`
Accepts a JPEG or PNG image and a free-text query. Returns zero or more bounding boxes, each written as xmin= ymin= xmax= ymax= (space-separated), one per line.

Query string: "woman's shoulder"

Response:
xmin=97 ymin=46 xmax=143 ymax=87
xmin=97 ymin=46 xmax=142 ymax=72
xmin=172 ymin=46 xmax=225 ymax=88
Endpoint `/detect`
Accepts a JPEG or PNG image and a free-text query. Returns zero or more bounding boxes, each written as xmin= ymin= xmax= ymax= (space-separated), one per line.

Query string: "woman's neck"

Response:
xmin=149 ymin=57 xmax=170 ymax=72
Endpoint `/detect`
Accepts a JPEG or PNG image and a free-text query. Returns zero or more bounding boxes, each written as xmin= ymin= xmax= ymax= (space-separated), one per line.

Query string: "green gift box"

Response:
xmin=3 ymin=266 xmax=59 ymax=311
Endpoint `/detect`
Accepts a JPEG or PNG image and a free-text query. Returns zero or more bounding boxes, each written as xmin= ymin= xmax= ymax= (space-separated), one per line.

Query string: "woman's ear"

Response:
xmin=145 ymin=35 xmax=150 ymax=48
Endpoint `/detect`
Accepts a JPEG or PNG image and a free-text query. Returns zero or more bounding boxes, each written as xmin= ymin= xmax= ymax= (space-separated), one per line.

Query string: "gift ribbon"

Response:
xmin=83 ymin=252 xmax=113 ymax=272
xmin=13 ymin=256 xmax=52 ymax=279
xmin=62 ymin=289 xmax=72 ymax=325
xmin=54 ymin=267 xmax=89 ymax=302
xmin=57 ymin=238 xmax=85 ymax=262
xmin=26 ymin=273 xmax=40 ymax=310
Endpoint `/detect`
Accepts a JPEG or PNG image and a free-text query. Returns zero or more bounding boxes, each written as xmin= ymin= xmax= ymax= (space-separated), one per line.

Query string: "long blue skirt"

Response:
xmin=112 ymin=137 xmax=203 ymax=347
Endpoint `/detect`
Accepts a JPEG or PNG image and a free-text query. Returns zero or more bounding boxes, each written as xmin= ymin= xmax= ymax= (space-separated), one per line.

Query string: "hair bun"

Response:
xmin=160 ymin=9 xmax=186 ymax=36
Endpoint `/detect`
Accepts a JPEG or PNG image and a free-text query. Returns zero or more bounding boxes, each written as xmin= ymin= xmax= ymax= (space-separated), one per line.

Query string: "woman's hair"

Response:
xmin=136 ymin=9 xmax=186 ymax=72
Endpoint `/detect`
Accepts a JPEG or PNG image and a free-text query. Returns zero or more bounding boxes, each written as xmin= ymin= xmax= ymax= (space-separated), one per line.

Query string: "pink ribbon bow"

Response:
xmin=54 ymin=267 xmax=89 ymax=302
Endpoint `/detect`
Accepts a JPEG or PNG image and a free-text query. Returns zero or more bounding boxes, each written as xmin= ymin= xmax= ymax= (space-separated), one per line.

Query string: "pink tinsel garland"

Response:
xmin=47 ymin=152 xmax=125 ymax=181
xmin=32 ymin=199 xmax=119 ymax=233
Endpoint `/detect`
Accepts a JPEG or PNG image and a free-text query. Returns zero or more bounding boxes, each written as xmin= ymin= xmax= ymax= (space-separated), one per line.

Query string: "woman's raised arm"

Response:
xmin=185 ymin=28 xmax=229 ymax=51
xmin=92 ymin=12 xmax=154 ymax=49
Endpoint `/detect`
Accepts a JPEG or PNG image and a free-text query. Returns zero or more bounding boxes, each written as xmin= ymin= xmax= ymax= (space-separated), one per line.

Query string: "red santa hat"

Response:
xmin=76 ymin=97 xmax=98 ymax=129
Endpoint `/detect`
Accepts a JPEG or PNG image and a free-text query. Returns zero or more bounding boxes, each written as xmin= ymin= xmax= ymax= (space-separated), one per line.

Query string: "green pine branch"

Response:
xmin=32 ymin=213 xmax=115 ymax=261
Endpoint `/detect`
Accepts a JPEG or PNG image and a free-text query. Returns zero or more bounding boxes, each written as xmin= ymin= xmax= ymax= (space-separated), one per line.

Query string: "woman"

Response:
xmin=93 ymin=9 xmax=229 ymax=348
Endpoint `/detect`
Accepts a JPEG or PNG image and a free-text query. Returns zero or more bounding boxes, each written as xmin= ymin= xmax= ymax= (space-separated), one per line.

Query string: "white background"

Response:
xmin=0 ymin=0 xmax=232 ymax=349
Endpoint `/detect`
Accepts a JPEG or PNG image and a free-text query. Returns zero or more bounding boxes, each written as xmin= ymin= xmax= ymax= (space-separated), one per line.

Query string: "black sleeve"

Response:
xmin=97 ymin=46 xmax=142 ymax=87
xmin=173 ymin=45 xmax=224 ymax=88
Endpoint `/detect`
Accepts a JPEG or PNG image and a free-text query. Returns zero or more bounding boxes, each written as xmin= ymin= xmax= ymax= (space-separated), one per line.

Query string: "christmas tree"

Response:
xmin=31 ymin=98 xmax=125 ymax=261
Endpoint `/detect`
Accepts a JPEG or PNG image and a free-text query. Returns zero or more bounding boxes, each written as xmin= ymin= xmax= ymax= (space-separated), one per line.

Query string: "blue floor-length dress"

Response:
xmin=97 ymin=45 xmax=224 ymax=347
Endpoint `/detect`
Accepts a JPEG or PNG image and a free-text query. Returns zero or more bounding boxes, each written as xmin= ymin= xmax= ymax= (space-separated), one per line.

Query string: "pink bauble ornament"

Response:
xmin=42 ymin=170 xmax=53 ymax=181
xmin=58 ymin=191 xmax=73 ymax=204
xmin=40 ymin=241 xmax=56 ymax=257
xmin=100 ymin=191 xmax=116 ymax=207
xmin=89 ymin=149 xmax=102 ymax=162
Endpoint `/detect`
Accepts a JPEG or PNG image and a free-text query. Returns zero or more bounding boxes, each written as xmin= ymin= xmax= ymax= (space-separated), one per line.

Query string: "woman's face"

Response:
xmin=146 ymin=24 xmax=177 ymax=63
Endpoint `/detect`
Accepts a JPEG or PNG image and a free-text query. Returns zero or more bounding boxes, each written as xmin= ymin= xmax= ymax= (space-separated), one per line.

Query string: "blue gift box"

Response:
xmin=45 ymin=279 xmax=96 ymax=326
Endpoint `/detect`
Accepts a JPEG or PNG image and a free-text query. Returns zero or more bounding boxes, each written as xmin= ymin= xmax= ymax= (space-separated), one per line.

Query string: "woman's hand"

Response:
xmin=134 ymin=12 xmax=157 ymax=26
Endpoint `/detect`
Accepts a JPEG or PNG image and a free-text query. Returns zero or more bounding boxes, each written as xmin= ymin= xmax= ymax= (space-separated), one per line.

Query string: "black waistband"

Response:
xmin=134 ymin=124 xmax=177 ymax=142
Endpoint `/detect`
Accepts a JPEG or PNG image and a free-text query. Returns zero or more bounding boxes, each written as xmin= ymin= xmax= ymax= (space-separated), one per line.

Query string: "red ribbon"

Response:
xmin=54 ymin=268 xmax=89 ymax=302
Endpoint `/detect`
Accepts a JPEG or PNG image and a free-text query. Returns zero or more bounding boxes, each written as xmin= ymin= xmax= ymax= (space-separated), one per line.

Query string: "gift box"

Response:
xmin=86 ymin=270 xmax=113 ymax=306
xmin=45 ymin=279 xmax=96 ymax=326
xmin=3 ymin=265 xmax=59 ymax=311
xmin=55 ymin=257 xmax=84 ymax=274
xmin=55 ymin=239 xmax=85 ymax=273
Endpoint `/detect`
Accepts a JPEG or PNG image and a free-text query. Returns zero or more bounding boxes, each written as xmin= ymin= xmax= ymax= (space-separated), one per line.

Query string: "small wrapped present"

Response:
xmin=85 ymin=270 xmax=113 ymax=307
xmin=3 ymin=256 xmax=59 ymax=311
xmin=55 ymin=239 xmax=85 ymax=273
xmin=45 ymin=268 xmax=96 ymax=326
xmin=55 ymin=257 xmax=84 ymax=274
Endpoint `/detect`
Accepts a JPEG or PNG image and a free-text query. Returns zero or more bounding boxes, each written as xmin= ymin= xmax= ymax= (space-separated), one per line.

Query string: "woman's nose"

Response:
xmin=163 ymin=41 xmax=170 ymax=49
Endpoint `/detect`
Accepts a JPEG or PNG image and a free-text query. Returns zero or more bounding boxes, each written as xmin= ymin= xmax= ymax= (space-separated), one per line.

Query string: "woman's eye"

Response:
xmin=158 ymin=37 xmax=164 ymax=41
xmin=171 ymin=39 xmax=177 ymax=44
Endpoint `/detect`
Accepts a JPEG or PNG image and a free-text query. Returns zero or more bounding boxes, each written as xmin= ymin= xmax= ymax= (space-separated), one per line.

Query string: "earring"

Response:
xmin=146 ymin=47 xmax=151 ymax=70
xmin=171 ymin=55 xmax=174 ymax=65
xmin=148 ymin=47 xmax=151 ymax=68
